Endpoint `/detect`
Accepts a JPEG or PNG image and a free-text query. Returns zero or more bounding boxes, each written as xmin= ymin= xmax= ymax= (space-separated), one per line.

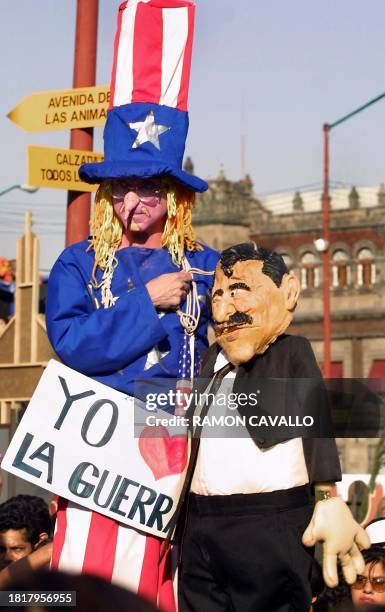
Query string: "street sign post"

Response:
xmin=28 ymin=145 xmax=103 ymax=192
xmin=8 ymin=85 xmax=109 ymax=132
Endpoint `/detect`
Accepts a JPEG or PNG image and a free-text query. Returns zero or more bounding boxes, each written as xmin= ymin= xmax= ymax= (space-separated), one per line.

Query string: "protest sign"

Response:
xmin=2 ymin=360 xmax=188 ymax=539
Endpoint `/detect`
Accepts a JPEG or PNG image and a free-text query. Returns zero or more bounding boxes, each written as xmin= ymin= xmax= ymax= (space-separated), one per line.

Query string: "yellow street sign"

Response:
xmin=8 ymin=85 xmax=110 ymax=132
xmin=28 ymin=145 xmax=103 ymax=192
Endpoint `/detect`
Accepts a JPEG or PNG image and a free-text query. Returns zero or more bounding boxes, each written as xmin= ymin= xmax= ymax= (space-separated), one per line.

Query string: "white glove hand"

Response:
xmin=302 ymin=496 xmax=371 ymax=587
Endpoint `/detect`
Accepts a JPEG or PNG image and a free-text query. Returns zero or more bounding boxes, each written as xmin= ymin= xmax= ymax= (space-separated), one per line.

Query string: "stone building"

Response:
xmin=193 ymin=164 xmax=385 ymax=474
xmin=250 ymin=184 xmax=385 ymax=380
xmin=190 ymin=160 xmax=266 ymax=251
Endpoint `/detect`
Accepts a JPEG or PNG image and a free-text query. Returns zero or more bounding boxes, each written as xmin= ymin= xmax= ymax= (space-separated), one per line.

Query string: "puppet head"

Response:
xmin=88 ymin=175 xmax=199 ymax=276
xmin=212 ymin=243 xmax=300 ymax=365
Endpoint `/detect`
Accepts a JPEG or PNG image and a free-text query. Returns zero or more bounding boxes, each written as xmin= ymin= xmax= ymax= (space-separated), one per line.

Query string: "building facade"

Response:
xmin=193 ymin=164 xmax=385 ymax=473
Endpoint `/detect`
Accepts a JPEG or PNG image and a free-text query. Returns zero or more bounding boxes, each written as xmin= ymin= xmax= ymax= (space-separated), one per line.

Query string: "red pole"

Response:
xmin=66 ymin=0 xmax=99 ymax=247
xmin=322 ymin=123 xmax=331 ymax=378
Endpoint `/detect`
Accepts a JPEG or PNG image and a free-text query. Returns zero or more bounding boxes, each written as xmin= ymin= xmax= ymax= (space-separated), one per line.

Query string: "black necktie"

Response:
xmin=160 ymin=361 xmax=234 ymax=561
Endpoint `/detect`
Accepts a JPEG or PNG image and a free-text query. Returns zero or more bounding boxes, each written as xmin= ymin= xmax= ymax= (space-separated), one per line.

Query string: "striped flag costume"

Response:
xmin=110 ymin=0 xmax=194 ymax=111
xmin=79 ymin=0 xmax=206 ymax=193
xmin=49 ymin=2 xmax=211 ymax=610
xmin=52 ymin=497 xmax=176 ymax=610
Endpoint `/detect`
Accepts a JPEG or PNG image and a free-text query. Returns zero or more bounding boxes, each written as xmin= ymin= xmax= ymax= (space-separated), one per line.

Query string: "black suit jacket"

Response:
xmin=196 ymin=334 xmax=342 ymax=485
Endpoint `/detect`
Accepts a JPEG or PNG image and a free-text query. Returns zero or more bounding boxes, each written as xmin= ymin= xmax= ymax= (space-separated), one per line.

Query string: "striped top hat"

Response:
xmin=80 ymin=0 xmax=207 ymax=192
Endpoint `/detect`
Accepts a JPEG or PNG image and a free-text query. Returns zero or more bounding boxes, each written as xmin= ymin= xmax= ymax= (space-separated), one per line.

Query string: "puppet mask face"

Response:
xmin=111 ymin=178 xmax=168 ymax=233
xmin=212 ymin=259 xmax=300 ymax=365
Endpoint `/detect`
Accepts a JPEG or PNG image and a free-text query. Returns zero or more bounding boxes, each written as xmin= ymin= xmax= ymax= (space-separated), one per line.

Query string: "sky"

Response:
xmin=1 ymin=0 xmax=385 ymax=271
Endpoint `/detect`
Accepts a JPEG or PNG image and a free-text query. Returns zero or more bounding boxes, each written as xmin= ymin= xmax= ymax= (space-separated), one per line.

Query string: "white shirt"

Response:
xmin=191 ymin=351 xmax=309 ymax=495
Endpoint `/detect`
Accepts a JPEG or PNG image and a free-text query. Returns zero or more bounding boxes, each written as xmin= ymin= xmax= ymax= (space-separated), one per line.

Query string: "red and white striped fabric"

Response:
xmin=51 ymin=499 xmax=177 ymax=611
xmin=110 ymin=0 xmax=195 ymax=111
xmin=50 ymin=4 xmax=195 ymax=607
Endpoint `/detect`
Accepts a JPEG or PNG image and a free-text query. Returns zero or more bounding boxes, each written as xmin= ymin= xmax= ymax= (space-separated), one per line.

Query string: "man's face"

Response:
xmin=111 ymin=177 xmax=168 ymax=234
xmin=212 ymin=260 xmax=294 ymax=364
xmin=0 ymin=528 xmax=33 ymax=567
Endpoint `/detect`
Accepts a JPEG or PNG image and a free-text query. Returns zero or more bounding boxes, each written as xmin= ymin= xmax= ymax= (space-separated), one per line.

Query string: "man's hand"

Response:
xmin=302 ymin=496 xmax=371 ymax=587
xmin=146 ymin=271 xmax=192 ymax=310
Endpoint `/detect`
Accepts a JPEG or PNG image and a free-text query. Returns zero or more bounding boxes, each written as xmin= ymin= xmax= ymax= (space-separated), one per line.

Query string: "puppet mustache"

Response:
xmin=214 ymin=311 xmax=253 ymax=335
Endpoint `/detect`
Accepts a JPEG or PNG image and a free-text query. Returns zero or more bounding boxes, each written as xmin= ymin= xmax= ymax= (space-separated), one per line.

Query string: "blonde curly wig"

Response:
xmin=87 ymin=177 xmax=202 ymax=307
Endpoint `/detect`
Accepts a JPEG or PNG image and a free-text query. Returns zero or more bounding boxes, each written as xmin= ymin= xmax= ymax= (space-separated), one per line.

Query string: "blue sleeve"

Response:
xmin=46 ymin=258 xmax=168 ymax=376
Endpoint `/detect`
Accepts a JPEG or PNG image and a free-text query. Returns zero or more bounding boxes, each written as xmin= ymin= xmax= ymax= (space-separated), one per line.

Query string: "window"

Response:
xmin=368 ymin=360 xmax=385 ymax=379
xmin=332 ymin=250 xmax=350 ymax=288
xmin=300 ymin=252 xmax=319 ymax=289
xmin=320 ymin=361 xmax=344 ymax=377
xmin=357 ymin=248 xmax=376 ymax=288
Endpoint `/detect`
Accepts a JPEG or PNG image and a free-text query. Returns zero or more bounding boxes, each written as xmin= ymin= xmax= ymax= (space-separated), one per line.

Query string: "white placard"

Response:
xmin=2 ymin=360 xmax=188 ymax=539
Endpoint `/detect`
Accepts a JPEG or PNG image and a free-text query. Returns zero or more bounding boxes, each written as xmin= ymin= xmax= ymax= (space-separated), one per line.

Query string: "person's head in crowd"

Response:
xmin=351 ymin=546 xmax=385 ymax=608
xmin=366 ymin=518 xmax=385 ymax=547
xmin=2 ymin=494 xmax=52 ymax=516
xmin=1 ymin=495 xmax=54 ymax=541
xmin=0 ymin=495 xmax=53 ymax=568
xmin=8 ymin=569 xmax=158 ymax=612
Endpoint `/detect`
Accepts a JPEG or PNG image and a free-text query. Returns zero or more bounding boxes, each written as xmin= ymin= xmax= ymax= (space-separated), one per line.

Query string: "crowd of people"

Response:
xmin=0 ymin=493 xmax=159 ymax=610
xmin=0 ymin=494 xmax=384 ymax=611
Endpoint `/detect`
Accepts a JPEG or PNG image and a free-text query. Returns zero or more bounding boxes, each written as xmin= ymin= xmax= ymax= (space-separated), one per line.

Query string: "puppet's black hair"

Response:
xmin=219 ymin=243 xmax=288 ymax=287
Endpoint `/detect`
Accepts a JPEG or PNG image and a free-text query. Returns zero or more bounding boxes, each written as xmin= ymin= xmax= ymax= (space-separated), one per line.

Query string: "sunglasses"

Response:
xmin=111 ymin=181 xmax=164 ymax=202
xmin=352 ymin=574 xmax=385 ymax=592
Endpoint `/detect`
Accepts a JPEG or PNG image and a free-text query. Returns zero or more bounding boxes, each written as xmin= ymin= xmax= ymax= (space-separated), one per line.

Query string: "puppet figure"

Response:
xmin=45 ymin=2 xmax=217 ymax=611
xmin=178 ymin=242 xmax=370 ymax=612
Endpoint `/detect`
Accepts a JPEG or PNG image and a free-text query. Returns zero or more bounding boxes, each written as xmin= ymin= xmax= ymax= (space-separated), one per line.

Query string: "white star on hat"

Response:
xmin=129 ymin=110 xmax=170 ymax=150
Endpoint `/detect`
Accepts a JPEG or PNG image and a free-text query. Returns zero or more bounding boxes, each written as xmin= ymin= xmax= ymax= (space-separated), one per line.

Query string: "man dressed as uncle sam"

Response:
xmin=177 ymin=243 xmax=371 ymax=612
xmin=45 ymin=1 xmax=218 ymax=609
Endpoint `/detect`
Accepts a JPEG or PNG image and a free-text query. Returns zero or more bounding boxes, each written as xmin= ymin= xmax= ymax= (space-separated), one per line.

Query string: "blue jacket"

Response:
xmin=46 ymin=240 xmax=219 ymax=395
